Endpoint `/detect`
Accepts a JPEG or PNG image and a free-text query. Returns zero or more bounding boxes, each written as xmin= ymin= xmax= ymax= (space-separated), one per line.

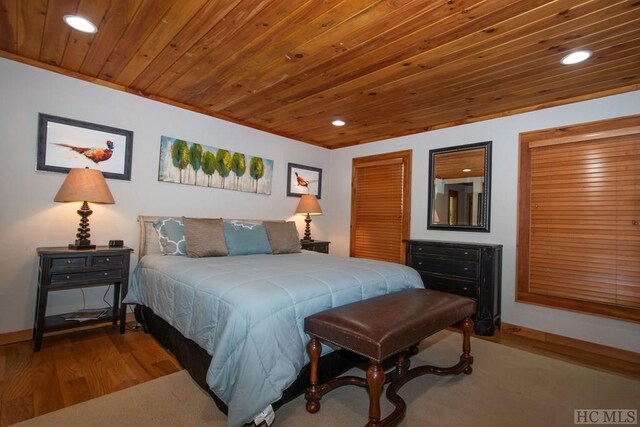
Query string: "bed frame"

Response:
xmin=134 ymin=216 xmax=361 ymax=416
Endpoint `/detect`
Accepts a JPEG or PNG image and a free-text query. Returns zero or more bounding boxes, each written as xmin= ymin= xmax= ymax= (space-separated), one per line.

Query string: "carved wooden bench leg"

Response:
xmin=305 ymin=336 xmax=322 ymax=413
xmin=366 ymin=362 xmax=385 ymax=427
xmin=462 ymin=316 xmax=474 ymax=374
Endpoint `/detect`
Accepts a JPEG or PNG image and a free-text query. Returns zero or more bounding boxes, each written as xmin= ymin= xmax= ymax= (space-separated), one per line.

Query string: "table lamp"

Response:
xmin=295 ymin=195 xmax=322 ymax=242
xmin=54 ymin=168 xmax=115 ymax=250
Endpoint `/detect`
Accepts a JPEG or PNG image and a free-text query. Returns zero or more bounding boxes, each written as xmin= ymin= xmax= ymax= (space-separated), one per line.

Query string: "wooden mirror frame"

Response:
xmin=427 ymin=141 xmax=492 ymax=232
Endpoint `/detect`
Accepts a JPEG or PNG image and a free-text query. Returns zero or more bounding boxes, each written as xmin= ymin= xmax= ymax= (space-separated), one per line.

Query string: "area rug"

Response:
xmin=14 ymin=330 xmax=639 ymax=426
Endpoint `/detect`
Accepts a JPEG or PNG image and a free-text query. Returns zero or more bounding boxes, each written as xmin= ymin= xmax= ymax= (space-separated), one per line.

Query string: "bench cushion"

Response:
xmin=304 ymin=289 xmax=475 ymax=363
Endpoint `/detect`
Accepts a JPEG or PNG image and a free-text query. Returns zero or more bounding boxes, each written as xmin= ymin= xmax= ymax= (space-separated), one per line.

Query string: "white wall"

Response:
xmin=327 ymin=91 xmax=640 ymax=353
xmin=0 ymin=58 xmax=331 ymax=334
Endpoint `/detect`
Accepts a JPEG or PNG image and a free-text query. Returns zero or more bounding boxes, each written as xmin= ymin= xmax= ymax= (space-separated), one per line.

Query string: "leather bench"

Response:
xmin=304 ymin=288 xmax=476 ymax=426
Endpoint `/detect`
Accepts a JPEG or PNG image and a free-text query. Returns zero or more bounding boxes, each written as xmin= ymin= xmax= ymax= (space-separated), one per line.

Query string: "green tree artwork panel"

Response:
xmin=158 ymin=136 xmax=273 ymax=195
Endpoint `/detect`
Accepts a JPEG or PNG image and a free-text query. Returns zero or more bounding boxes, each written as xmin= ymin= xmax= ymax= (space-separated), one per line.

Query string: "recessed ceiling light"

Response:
xmin=560 ymin=50 xmax=592 ymax=65
xmin=332 ymin=119 xmax=346 ymax=127
xmin=63 ymin=15 xmax=97 ymax=33
xmin=462 ymin=168 xmax=472 ymax=172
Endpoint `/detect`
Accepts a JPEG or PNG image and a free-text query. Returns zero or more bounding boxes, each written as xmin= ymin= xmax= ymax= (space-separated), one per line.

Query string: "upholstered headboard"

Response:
xmin=138 ymin=215 xmax=174 ymax=260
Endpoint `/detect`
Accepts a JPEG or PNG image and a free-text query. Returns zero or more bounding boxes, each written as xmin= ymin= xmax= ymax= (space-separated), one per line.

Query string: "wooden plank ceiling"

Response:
xmin=1 ymin=0 xmax=639 ymax=149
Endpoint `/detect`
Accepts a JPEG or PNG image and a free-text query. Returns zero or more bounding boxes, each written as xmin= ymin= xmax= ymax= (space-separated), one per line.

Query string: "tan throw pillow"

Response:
xmin=183 ymin=217 xmax=228 ymax=257
xmin=264 ymin=221 xmax=302 ymax=254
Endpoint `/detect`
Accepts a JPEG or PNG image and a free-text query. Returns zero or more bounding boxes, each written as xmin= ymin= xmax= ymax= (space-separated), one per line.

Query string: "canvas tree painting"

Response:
xmin=158 ymin=136 xmax=273 ymax=195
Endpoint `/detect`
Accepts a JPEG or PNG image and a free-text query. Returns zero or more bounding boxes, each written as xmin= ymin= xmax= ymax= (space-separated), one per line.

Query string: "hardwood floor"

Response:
xmin=0 ymin=323 xmax=182 ymax=426
xmin=1 ymin=322 xmax=638 ymax=426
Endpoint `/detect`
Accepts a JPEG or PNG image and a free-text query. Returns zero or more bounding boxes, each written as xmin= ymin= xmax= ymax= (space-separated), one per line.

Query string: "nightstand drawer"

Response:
xmin=51 ymin=269 xmax=123 ymax=286
xmin=411 ymin=256 xmax=478 ymax=279
xmin=92 ymin=255 xmax=124 ymax=266
xmin=411 ymin=245 xmax=479 ymax=261
xmin=50 ymin=257 xmax=87 ymax=270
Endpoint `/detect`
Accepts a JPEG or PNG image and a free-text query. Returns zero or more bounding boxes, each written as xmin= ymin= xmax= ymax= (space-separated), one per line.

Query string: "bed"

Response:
xmin=124 ymin=216 xmax=424 ymax=427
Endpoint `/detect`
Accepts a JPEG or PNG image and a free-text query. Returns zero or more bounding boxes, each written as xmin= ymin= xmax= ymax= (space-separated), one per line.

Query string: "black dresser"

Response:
xmin=405 ymin=240 xmax=502 ymax=336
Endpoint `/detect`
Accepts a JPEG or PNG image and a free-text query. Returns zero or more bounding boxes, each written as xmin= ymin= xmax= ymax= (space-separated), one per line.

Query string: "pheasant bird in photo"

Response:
xmin=54 ymin=140 xmax=114 ymax=163
xmin=295 ymin=172 xmax=309 ymax=188
xmin=295 ymin=172 xmax=318 ymax=191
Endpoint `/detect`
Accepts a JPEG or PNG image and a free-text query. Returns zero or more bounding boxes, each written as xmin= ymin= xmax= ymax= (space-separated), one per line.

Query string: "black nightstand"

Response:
xmin=301 ymin=240 xmax=331 ymax=254
xmin=33 ymin=246 xmax=133 ymax=351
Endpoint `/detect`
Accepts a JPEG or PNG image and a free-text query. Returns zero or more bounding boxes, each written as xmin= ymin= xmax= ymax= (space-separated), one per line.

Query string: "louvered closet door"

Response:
xmin=350 ymin=151 xmax=412 ymax=263
xmin=518 ymin=116 xmax=640 ymax=321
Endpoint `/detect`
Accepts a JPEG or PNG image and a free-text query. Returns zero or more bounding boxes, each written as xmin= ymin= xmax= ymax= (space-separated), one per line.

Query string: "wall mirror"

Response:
xmin=427 ymin=141 xmax=491 ymax=232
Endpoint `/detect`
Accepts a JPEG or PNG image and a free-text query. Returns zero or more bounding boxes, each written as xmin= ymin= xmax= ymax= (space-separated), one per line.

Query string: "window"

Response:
xmin=517 ymin=115 xmax=640 ymax=321
xmin=350 ymin=150 xmax=412 ymax=263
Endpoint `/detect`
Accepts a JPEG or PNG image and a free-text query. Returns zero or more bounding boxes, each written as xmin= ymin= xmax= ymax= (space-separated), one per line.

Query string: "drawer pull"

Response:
xmin=105 ymin=258 xmax=110 ymax=262
xmin=67 ymin=260 xmax=72 ymax=264
xmin=464 ymin=267 xmax=469 ymax=271
xmin=104 ymin=272 xmax=109 ymax=276
xmin=66 ymin=275 xmax=70 ymax=279
xmin=464 ymin=251 xmax=469 ymax=255
xmin=417 ymin=261 xmax=423 ymax=266
xmin=418 ymin=247 xmax=422 ymax=251
xmin=463 ymin=287 xmax=468 ymax=291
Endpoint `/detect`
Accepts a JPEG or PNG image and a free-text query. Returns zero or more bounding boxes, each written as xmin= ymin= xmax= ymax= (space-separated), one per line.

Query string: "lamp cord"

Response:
xmin=79 ymin=285 xmax=112 ymax=309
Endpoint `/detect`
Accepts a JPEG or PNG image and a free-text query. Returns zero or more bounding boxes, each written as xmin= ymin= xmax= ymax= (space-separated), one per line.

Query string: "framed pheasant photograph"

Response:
xmin=37 ymin=113 xmax=133 ymax=180
xmin=287 ymin=163 xmax=322 ymax=199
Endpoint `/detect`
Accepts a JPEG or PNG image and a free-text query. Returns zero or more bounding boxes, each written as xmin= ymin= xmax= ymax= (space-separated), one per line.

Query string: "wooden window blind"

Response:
xmin=517 ymin=115 xmax=640 ymax=322
xmin=350 ymin=150 xmax=412 ymax=264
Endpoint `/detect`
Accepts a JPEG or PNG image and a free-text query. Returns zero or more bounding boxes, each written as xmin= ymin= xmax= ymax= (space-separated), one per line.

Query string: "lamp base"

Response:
xmin=69 ymin=201 xmax=95 ymax=250
xmin=302 ymin=213 xmax=314 ymax=241
xmin=68 ymin=243 xmax=96 ymax=250
xmin=300 ymin=238 xmax=315 ymax=243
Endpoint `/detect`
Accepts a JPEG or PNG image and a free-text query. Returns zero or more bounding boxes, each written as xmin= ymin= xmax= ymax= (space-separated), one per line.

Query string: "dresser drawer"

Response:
xmin=411 ymin=244 xmax=479 ymax=261
xmin=50 ymin=269 xmax=123 ymax=286
xmin=410 ymin=255 xmax=478 ymax=279
xmin=50 ymin=257 xmax=87 ymax=270
xmin=419 ymin=273 xmax=478 ymax=299
xmin=92 ymin=255 xmax=124 ymax=266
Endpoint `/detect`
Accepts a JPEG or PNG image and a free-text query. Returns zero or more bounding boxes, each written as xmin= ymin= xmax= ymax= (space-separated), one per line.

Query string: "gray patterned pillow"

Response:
xmin=263 ymin=221 xmax=302 ymax=254
xmin=153 ymin=218 xmax=186 ymax=255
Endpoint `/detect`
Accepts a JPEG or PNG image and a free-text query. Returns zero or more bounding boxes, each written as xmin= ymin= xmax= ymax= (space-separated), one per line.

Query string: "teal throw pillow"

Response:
xmin=223 ymin=221 xmax=272 ymax=256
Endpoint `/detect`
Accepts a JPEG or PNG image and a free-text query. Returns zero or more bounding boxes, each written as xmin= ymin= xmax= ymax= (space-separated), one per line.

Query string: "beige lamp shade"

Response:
xmin=295 ymin=194 xmax=322 ymax=216
xmin=54 ymin=168 xmax=115 ymax=204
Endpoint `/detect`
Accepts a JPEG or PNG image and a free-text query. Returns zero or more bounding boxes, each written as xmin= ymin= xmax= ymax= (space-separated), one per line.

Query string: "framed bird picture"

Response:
xmin=287 ymin=163 xmax=322 ymax=199
xmin=37 ymin=113 xmax=134 ymax=180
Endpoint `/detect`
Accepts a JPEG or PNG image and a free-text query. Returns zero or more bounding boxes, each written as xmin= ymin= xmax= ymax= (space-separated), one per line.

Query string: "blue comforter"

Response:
xmin=124 ymin=251 xmax=423 ymax=426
